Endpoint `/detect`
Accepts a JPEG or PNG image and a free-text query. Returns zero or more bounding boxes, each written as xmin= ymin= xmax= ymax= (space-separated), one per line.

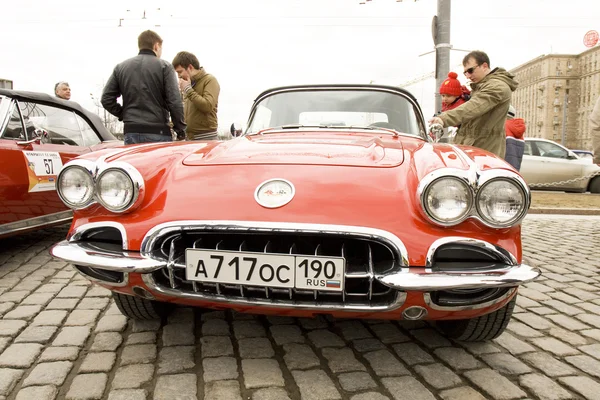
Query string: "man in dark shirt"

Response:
xmin=101 ymin=30 xmax=186 ymax=144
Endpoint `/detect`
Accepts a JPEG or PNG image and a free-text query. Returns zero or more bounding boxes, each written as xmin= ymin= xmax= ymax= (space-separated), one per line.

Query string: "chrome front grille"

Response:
xmin=149 ymin=230 xmax=401 ymax=306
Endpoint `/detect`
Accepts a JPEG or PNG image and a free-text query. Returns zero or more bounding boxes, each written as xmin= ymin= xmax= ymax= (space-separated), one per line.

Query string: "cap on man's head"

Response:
xmin=507 ymin=105 xmax=516 ymax=119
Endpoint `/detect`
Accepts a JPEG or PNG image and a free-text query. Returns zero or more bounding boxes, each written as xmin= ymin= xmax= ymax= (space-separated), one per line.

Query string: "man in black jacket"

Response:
xmin=101 ymin=30 xmax=186 ymax=144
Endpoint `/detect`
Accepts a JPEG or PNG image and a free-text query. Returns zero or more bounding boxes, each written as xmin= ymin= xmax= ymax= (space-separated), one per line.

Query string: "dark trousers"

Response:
xmin=124 ymin=133 xmax=173 ymax=145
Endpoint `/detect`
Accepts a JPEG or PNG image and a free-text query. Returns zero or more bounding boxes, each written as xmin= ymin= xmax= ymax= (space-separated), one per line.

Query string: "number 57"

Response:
xmin=43 ymin=159 xmax=54 ymax=174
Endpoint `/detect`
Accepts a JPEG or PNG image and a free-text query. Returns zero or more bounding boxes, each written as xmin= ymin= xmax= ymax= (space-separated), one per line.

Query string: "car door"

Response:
xmin=0 ymin=98 xmax=91 ymax=227
xmin=518 ymin=140 xmax=542 ymax=184
xmin=521 ymin=140 xmax=586 ymax=191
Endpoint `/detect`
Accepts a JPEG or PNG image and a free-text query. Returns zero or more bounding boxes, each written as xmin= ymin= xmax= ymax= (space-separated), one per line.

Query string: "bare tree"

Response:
xmin=90 ymin=85 xmax=124 ymax=139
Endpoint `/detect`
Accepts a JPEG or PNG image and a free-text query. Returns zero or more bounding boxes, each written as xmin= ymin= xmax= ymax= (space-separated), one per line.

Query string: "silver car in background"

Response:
xmin=520 ymin=138 xmax=600 ymax=193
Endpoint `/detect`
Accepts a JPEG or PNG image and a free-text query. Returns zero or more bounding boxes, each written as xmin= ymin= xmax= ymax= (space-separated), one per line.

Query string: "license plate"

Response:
xmin=185 ymin=249 xmax=345 ymax=292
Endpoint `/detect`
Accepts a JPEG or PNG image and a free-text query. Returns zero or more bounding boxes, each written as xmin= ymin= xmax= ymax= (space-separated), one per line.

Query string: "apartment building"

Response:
xmin=510 ymin=45 xmax=600 ymax=150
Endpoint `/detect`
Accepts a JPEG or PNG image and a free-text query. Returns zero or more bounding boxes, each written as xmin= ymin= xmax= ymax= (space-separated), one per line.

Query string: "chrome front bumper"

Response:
xmin=50 ymin=239 xmax=540 ymax=291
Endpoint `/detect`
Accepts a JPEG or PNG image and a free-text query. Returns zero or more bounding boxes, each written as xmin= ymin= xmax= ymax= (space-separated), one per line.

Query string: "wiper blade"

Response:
xmin=266 ymin=124 xmax=397 ymax=136
xmin=278 ymin=124 xmax=378 ymax=130
xmin=278 ymin=124 xmax=329 ymax=129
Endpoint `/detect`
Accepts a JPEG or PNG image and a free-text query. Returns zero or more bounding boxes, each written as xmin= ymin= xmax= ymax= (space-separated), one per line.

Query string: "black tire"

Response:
xmin=436 ymin=295 xmax=517 ymax=341
xmin=113 ymin=292 xmax=171 ymax=320
xmin=589 ymin=177 xmax=600 ymax=194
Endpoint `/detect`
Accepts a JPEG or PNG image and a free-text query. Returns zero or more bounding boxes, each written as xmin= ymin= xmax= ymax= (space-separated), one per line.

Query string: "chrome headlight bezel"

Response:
xmin=422 ymin=177 xmax=474 ymax=226
xmin=475 ymin=172 xmax=530 ymax=228
xmin=56 ymin=160 xmax=97 ymax=210
xmin=95 ymin=162 xmax=145 ymax=213
xmin=56 ymin=159 xmax=144 ymax=214
xmin=418 ymin=169 xmax=474 ymax=227
xmin=418 ymin=167 xmax=530 ymax=229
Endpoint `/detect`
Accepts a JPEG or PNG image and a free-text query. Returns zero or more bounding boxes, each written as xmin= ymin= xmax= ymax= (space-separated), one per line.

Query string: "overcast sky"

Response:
xmin=1 ymin=0 xmax=598 ymax=128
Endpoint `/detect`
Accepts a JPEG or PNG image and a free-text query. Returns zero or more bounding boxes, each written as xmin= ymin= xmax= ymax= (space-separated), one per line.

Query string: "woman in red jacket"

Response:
xmin=504 ymin=105 xmax=526 ymax=171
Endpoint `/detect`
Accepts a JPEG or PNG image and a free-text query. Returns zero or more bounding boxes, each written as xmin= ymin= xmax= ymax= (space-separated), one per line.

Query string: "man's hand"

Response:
xmin=178 ymin=76 xmax=191 ymax=92
xmin=428 ymin=117 xmax=444 ymax=127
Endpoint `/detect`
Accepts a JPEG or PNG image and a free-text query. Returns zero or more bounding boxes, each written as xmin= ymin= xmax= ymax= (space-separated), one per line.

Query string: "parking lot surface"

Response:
xmin=0 ymin=214 xmax=599 ymax=400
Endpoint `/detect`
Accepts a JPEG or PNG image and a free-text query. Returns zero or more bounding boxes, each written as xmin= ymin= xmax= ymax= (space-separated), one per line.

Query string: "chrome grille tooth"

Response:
xmin=192 ymin=282 xmax=198 ymax=292
xmin=264 ymin=241 xmax=272 ymax=253
xmin=368 ymin=243 xmax=374 ymax=301
xmin=313 ymin=243 xmax=321 ymax=300
xmin=288 ymin=243 xmax=297 ymax=299
xmin=265 ymin=287 xmax=270 ymax=298
xmin=193 ymin=238 xmax=203 ymax=249
xmin=216 ymin=283 xmax=221 ymax=295
xmin=215 ymin=240 xmax=224 ymax=250
xmin=341 ymin=242 xmax=346 ymax=303
xmin=239 ymin=241 xmax=247 ymax=251
xmin=167 ymin=237 xmax=178 ymax=289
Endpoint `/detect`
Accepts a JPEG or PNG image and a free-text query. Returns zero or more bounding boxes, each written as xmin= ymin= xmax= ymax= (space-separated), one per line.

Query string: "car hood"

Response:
xmin=182 ymin=131 xmax=405 ymax=167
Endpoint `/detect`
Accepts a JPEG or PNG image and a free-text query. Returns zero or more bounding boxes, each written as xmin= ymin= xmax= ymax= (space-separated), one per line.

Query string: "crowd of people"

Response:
xmin=52 ymin=33 xmax=599 ymax=169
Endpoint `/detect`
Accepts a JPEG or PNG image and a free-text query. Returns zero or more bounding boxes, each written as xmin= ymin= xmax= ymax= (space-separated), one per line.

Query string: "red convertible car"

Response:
xmin=50 ymin=85 xmax=540 ymax=341
xmin=0 ymin=89 xmax=122 ymax=238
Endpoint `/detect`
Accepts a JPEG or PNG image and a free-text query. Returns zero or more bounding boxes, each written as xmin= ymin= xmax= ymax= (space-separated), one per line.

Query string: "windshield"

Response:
xmin=246 ymin=89 xmax=423 ymax=137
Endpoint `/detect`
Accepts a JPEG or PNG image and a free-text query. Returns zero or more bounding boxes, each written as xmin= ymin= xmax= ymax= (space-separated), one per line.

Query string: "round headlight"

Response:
xmin=477 ymin=179 xmax=526 ymax=227
xmin=424 ymin=177 xmax=472 ymax=225
xmin=96 ymin=169 xmax=134 ymax=212
xmin=57 ymin=166 xmax=95 ymax=208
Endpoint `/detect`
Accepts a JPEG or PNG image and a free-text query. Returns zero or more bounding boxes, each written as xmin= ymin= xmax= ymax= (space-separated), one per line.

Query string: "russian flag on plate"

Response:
xmin=326 ymin=280 xmax=341 ymax=288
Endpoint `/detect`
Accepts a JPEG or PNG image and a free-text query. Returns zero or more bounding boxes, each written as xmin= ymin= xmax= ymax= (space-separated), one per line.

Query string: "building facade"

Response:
xmin=0 ymin=79 xmax=13 ymax=89
xmin=510 ymin=45 xmax=600 ymax=150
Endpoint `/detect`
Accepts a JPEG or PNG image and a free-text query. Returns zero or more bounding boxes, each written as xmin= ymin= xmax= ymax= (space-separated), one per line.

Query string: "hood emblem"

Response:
xmin=255 ymin=179 xmax=295 ymax=208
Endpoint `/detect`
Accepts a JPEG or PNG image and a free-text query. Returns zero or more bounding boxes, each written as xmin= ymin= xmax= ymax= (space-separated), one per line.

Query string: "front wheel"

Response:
xmin=113 ymin=292 xmax=171 ymax=320
xmin=436 ymin=295 xmax=516 ymax=341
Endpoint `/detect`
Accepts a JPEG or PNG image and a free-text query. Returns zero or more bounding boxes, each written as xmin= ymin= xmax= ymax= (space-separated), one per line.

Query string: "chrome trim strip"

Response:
xmin=378 ymin=263 xmax=540 ymax=291
xmin=50 ymin=240 xmax=165 ymax=273
xmin=140 ymin=220 xmax=410 ymax=267
xmin=0 ymin=210 xmax=72 ymax=237
xmin=68 ymin=221 xmax=128 ymax=250
xmin=423 ymin=287 xmax=518 ymax=311
xmin=425 ymin=237 xmax=518 ymax=268
xmin=141 ymin=273 xmax=407 ymax=313
xmin=73 ymin=266 xmax=129 ymax=288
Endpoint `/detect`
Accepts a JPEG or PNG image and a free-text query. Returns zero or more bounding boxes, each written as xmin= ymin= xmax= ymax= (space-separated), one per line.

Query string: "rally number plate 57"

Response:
xmin=185 ymin=249 xmax=344 ymax=292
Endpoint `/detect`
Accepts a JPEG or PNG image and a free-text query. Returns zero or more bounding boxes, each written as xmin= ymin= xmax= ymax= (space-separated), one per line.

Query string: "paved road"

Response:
xmin=0 ymin=215 xmax=599 ymax=400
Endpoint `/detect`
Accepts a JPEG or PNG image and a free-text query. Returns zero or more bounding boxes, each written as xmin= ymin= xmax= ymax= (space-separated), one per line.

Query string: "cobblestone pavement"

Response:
xmin=0 ymin=215 xmax=599 ymax=400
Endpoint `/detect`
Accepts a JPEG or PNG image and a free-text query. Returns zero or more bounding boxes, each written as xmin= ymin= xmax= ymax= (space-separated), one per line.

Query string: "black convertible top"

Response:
xmin=0 ymin=88 xmax=116 ymax=141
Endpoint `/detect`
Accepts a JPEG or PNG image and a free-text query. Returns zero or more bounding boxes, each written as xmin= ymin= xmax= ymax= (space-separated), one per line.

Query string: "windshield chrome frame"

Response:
xmin=243 ymin=85 xmax=428 ymax=141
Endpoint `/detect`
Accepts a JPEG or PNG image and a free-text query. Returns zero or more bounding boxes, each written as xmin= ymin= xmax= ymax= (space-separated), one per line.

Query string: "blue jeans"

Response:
xmin=124 ymin=133 xmax=173 ymax=145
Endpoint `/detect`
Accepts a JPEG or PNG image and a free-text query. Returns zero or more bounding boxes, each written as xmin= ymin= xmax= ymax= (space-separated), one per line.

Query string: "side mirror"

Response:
xmin=230 ymin=123 xmax=243 ymax=138
xmin=428 ymin=123 xmax=444 ymax=142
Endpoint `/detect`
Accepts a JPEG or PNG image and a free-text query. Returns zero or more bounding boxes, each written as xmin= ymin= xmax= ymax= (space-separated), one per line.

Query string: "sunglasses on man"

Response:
xmin=463 ymin=65 xmax=479 ymax=75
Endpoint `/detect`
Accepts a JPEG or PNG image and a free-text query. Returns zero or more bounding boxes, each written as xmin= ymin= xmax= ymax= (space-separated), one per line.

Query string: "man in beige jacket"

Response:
xmin=429 ymin=50 xmax=518 ymax=158
xmin=172 ymin=51 xmax=220 ymax=140
xmin=590 ymin=95 xmax=600 ymax=164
